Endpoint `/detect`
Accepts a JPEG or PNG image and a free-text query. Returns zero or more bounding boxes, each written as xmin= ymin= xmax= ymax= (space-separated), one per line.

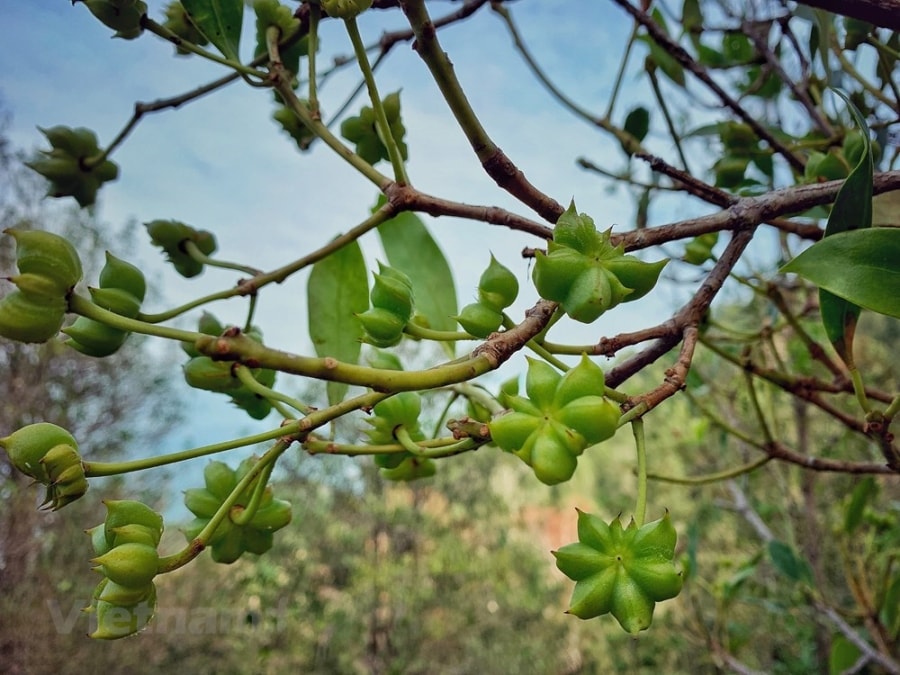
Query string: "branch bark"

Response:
xmin=792 ymin=0 xmax=900 ymax=32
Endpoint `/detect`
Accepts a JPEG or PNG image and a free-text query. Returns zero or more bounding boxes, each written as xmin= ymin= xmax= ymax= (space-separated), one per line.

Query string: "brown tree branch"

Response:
xmin=792 ymin=0 xmax=900 ymax=32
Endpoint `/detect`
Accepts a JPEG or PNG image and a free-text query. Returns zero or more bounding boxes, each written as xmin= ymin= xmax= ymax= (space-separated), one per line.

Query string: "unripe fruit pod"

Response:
xmin=184 ymin=488 xmax=222 ymax=519
xmin=145 ymin=219 xmax=217 ymax=278
xmin=211 ymin=526 xmax=246 ymax=564
xmin=357 ymin=307 xmax=405 ymax=343
xmin=626 ymin=560 xmax=684 ymax=601
xmin=488 ymin=411 xmax=541 ymax=452
xmin=38 ymin=126 xmax=98 ymax=158
xmin=11 ymin=273 xmax=70 ymax=302
xmin=379 ymin=456 xmax=436 ymax=481
xmin=242 ymin=527 xmax=275 ymax=555
xmin=477 ymin=255 xmax=519 ymax=311
xmin=530 ymin=426 xmax=578 ymax=485
xmin=103 ymin=500 xmax=164 ymax=549
xmin=0 ymin=290 xmax=66 ymax=343
xmin=98 ymin=579 xmax=155 ymax=607
xmin=24 ymin=156 xmax=80 ymax=182
xmin=92 ymin=542 xmax=159 ymax=589
xmin=109 ymin=523 xmax=159 ymax=549
xmin=533 ymin=247 xmax=589 ymax=303
xmin=524 ymin=357 xmax=562 ymax=410
xmin=89 ymin=287 xmax=141 ymax=318
xmin=371 ymin=272 xmax=414 ymax=321
xmin=556 ymin=396 xmax=621 ymax=446
xmin=99 ymin=251 xmax=146 ymax=301
xmin=455 ymin=302 xmax=502 ymax=338
xmin=5 ymin=228 xmax=83 ymax=293
xmin=230 ymin=391 xmax=273 ymax=420
xmin=247 ymin=498 xmax=292 ymax=531
xmin=183 ymin=356 xmax=242 ymax=393
xmin=610 ymin=576 xmax=655 ymax=634
xmin=0 ymin=422 xmax=78 ymax=483
xmin=552 ymin=542 xmax=610 ymax=582
xmin=63 ymin=317 xmax=128 ymax=357
xmin=554 ymin=354 xmax=606 ymax=409
xmin=381 ymin=91 xmax=401 ymax=121
xmin=602 ymin=256 xmax=667 ymax=303
xmin=89 ymin=583 xmax=157 ymax=640
xmin=203 ymin=460 xmax=237 ymax=500
xmin=87 ymin=524 xmax=111 ymax=557
xmin=563 ymin=266 xmax=628 ymax=323
xmin=321 ymin=0 xmax=373 ymax=20
xmin=82 ymin=0 xmax=147 ymax=39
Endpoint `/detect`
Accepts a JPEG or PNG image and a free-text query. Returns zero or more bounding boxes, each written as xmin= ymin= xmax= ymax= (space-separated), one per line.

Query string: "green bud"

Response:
xmin=0 ymin=423 xmax=78 ymax=484
xmin=321 ymin=0 xmax=373 ymax=20
xmin=371 ymin=271 xmax=414 ymax=321
xmin=62 ymin=317 xmax=128 ymax=357
xmin=357 ymin=307 xmax=405 ymax=344
xmin=103 ymin=500 xmax=164 ymax=549
xmin=524 ymin=357 xmax=562 ymax=410
xmin=88 ymin=582 xmax=157 ymax=640
xmin=99 ymin=251 xmax=146 ymax=301
xmin=477 ymin=255 xmax=519 ymax=311
xmin=145 ymin=220 xmax=217 ymax=278
xmin=203 ymin=460 xmax=237 ymax=500
xmin=80 ymin=0 xmax=147 ymax=40
xmin=92 ymin=542 xmax=159 ymax=588
xmin=0 ymin=290 xmax=66 ymax=343
xmin=5 ymin=228 xmax=83 ymax=293
xmin=455 ymin=302 xmax=503 ymax=338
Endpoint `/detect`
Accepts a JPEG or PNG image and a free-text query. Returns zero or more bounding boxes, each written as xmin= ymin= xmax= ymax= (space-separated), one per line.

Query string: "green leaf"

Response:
xmin=624 ymin=107 xmax=650 ymax=144
xmin=881 ymin=576 xmax=900 ymax=638
xmin=307 ymin=239 xmax=369 ymax=405
xmin=843 ymin=476 xmax=877 ymax=534
xmin=817 ymin=90 xmax=873 ymax=363
xmin=376 ymin=203 xmax=458 ymax=337
xmin=782 ymin=228 xmax=900 ymax=319
xmin=681 ymin=0 xmax=702 ymax=42
xmin=640 ymin=36 xmax=686 ymax=87
xmin=767 ymin=540 xmax=813 ymax=585
xmin=181 ymin=0 xmax=243 ymax=61
xmin=828 ymin=635 xmax=861 ymax=675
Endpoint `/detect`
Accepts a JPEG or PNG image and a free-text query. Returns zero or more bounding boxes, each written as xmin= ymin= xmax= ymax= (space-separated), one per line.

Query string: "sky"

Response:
xmin=0 ymin=1 xmax=721 ymax=503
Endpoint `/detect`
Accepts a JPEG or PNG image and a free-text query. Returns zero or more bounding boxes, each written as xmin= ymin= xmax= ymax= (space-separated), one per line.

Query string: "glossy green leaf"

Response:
xmin=307 ymin=239 xmax=368 ymax=405
xmin=782 ymin=228 xmax=900 ymax=319
xmin=817 ymin=90 xmax=873 ymax=363
xmin=767 ymin=540 xmax=813 ymax=585
xmin=377 ymin=204 xmax=458 ymax=337
xmin=182 ymin=0 xmax=243 ymax=61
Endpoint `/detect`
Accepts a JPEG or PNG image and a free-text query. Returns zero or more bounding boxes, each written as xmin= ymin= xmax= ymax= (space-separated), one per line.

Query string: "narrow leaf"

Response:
xmin=377 ymin=206 xmax=458 ymax=337
xmin=843 ymin=476 xmax=877 ymax=534
xmin=182 ymin=0 xmax=243 ymax=61
xmin=782 ymin=228 xmax=900 ymax=319
xmin=307 ymin=239 xmax=369 ymax=405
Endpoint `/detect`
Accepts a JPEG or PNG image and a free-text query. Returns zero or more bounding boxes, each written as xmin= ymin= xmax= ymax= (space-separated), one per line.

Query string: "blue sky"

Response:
xmin=0 ymin=1 xmax=706 ymax=504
